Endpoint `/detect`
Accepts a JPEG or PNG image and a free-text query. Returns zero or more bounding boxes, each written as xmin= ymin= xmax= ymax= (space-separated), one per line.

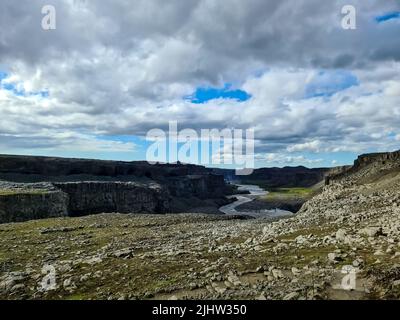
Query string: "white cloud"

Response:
xmin=287 ymin=140 xmax=322 ymax=153
xmin=0 ymin=0 xmax=399 ymax=163
xmin=257 ymin=153 xmax=324 ymax=166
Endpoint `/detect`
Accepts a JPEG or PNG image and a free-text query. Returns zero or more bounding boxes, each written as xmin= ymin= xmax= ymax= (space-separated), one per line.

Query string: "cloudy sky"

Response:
xmin=0 ymin=0 xmax=399 ymax=168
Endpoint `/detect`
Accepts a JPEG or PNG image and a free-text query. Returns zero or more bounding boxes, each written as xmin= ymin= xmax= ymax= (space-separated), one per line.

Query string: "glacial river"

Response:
xmin=219 ymin=184 xmax=294 ymax=219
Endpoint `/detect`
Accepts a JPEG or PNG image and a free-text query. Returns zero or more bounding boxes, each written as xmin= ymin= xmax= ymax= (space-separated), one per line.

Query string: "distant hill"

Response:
xmin=213 ymin=166 xmax=330 ymax=188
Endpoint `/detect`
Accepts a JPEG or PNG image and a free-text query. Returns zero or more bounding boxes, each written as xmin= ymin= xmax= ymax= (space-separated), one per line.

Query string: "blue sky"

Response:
xmin=186 ymin=83 xmax=251 ymax=104
xmin=0 ymin=71 xmax=49 ymax=97
xmin=305 ymin=70 xmax=359 ymax=98
xmin=375 ymin=11 xmax=400 ymax=23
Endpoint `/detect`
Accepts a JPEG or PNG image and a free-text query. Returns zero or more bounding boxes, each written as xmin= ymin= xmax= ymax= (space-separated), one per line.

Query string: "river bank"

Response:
xmin=219 ymin=185 xmax=294 ymax=218
xmin=235 ymin=186 xmax=317 ymax=214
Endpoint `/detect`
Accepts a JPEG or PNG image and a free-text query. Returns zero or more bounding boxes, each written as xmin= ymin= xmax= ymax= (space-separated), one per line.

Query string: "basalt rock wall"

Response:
xmin=54 ymin=182 xmax=170 ymax=217
xmin=0 ymin=191 xmax=69 ymax=223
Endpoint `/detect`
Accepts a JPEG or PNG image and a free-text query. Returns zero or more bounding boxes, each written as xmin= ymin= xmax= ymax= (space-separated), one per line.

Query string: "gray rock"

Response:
xmin=360 ymin=226 xmax=383 ymax=238
xmin=113 ymin=248 xmax=134 ymax=259
xmin=335 ymin=229 xmax=347 ymax=242
xmin=283 ymin=292 xmax=299 ymax=300
xmin=328 ymin=253 xmax=342 ymax=263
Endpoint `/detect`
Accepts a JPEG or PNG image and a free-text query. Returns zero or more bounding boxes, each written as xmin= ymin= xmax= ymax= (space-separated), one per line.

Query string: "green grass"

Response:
xmin=261 ymin=187 xmax=314 ymax=201
xmin=0 ymin=189 xmax=51 ymax=196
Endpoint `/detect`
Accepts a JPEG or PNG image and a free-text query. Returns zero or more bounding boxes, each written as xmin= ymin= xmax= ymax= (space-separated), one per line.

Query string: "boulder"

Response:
xmin=360 ymin=226 xmax=383 ymax=238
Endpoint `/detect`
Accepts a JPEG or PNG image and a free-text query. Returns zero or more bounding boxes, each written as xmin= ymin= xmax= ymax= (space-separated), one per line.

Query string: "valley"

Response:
xmin=1 ymin=151 xmax=400 ymax=300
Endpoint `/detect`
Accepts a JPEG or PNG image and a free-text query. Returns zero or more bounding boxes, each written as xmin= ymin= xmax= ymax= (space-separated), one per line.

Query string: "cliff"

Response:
xmin=0 ymin=183 xmax=69 ymax=223
xmin=0 ymin=154 xmax=232 ymax=223
xmin=0 ymin=154 xmax=209 ymax=182
xmin=239 ymin=166 xmax=329 ymax=188
xmin=54 ymin=182 xmax=170 ymax=217
xmin=325 ymin=150 xmax=400 ymax=185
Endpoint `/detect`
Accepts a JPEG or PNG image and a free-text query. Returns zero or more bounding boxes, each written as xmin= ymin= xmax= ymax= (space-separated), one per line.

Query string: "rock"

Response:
xmin=283 ymin=292 xmax=299 ymax=300
xmin=80 ymin=273 xmax=91 ymax=282
xmin=83 ymin=256 xmax=103 ymax=265
xmin=360 ymin=227 xmax=383 ymax=238
xmin=0 ymin=272 xmax=27 ymax=294
xmin=63 ymin=278 xmax=72 ymax=287
xmin=63 ymin=278 xmax=76 ymax=290
xmin=227 ymin=273 xmax=241 ymax=286
xmin=352 ymin=258 xmax=364 ymax=268
xmin=328 ymin=253 xmax=342 ymax=263
xmin=211 ymin=282 xmax=227 ymax=295
xmin=335 ymin=229 xmax=347 ymax=242
xmin=291 ymin=267 xmax=301 ymax=275
xmin=386 ymin=246 xmax=395 ymax=254
xmin=10 ymin=283 xmax=25 ymax=293
xmin=295 ymin=235 xmax=308 ymax=245
xmin=55 ymin=181 xmax=170 ymax=216
xmin=272 ymin=269 xmax=284 ymax=279
xmin=189 ymin=282 xmax=198 ymax=290
xmin=393 ymin=280 xmax=400 ymax=287
xmin=273 ymin=243 xmax=289 ymax=253
xmin=257 ymin=294 xmax=267 ymax=300
xmin=40 ymin=226 xmax=83 ymax=234
xmin=255 ymin=266 xmax=264 ymax=273
xmin=113 ymin=248 xmax=134 ymax=259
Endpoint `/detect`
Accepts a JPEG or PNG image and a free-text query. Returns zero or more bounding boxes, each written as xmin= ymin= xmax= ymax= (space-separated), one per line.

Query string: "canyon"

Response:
xmin=0 ymin=155 xmax=231 ymax=223
xmin=1 ymin=150 xmax=400 ymax=300
xmin=0 ymin=154 xmax=332 ymax=223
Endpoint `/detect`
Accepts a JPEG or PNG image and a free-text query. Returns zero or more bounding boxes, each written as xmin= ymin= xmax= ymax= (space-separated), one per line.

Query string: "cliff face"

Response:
xmin=325 ymin=150 xmax=400 ymax=185
xmin=0 ymin=190 xmax=68 ymax=223
xmin=0 ymin=154 xmax=209 ymax=182
xmin=354 ymin=150 xmax=400 ymax=168
xmin=167 ymin=174 xmax=226 ymax=199
xmin=0 ymin=174 xmax=227 ymax=223
xmin=0 ymin=155 xmax=231 ymax=223
xmin=324 ymin=166 xmax=352 ymax=185
xmin=241 ymin=166 xmax=329 ymax=188
xmin=54 ymin=182 xmax=169 ymax=216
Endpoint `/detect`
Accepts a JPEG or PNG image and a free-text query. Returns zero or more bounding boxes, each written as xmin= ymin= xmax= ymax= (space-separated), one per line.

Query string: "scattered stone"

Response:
xmin=283 ymin=292 xmax=299 ymax=300
xmin=272 ymin=269 xmax=284 ymax=279
xmin=360 ymin=227 xmax=383 ymax=238
xmin=335 ymin=229 xmax=348 ymax=242
xmin=393 ymin=280 xmax=400 ymax=287
xmin=113 ymin=248 xmax=134 ymax=259
xmin=352 ymin=258 xmax=364 ymax=268
xmin=328 ymin=253 xmax=342 ymax=263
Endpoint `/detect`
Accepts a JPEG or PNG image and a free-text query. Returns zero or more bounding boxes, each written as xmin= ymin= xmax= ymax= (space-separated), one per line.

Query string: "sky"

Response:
xmin=0 ymin=0 xmax=400 ymax=169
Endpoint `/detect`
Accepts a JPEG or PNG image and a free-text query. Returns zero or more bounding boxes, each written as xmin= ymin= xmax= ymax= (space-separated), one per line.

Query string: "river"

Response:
xmin=219 ymin=184 xmax=294 ymax=219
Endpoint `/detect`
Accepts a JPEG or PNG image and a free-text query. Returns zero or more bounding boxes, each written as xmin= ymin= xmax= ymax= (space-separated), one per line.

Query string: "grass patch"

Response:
xmin=0 ymin=189 xmax=51 ymax=196
xmin=261 ymin=187 xmax=314 ymax=201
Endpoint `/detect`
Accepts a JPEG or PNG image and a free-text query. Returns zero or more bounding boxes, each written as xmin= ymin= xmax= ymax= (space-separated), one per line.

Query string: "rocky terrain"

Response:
xmin=1 ymin=151 xmax=400 ymax=300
